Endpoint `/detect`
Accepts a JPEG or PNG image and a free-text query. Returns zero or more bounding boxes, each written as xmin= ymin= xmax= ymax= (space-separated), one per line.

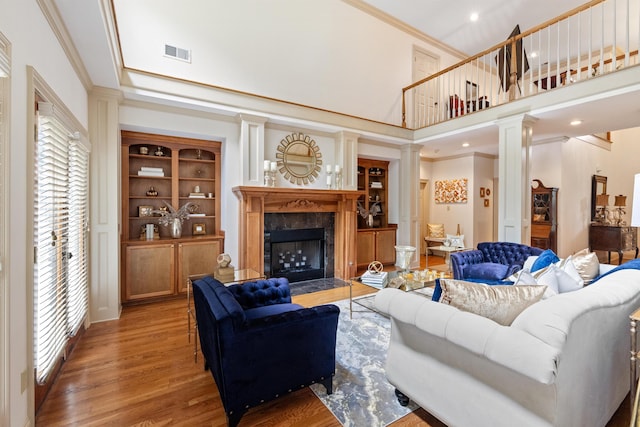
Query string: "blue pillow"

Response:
xmin=531 ymin=249 xmax=559 ymax=272
xmin=432 ymin=278 xmax=443 ymax=301
xmin=463 ymin=263 xmax=510 ymax=280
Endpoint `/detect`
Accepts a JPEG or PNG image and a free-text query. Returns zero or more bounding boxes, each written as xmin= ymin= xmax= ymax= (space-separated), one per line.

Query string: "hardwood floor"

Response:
xmin=35 ymin=255 xmax=630 ymax=426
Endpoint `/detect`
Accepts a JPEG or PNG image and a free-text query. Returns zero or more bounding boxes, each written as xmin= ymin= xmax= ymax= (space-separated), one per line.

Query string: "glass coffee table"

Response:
xmin=349 ymin=269 xmax=450 ymax=317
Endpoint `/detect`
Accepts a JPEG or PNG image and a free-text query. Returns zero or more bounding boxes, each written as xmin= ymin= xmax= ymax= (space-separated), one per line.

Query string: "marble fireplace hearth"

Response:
xmin=233 ymin=186 xmax=362 ymax=280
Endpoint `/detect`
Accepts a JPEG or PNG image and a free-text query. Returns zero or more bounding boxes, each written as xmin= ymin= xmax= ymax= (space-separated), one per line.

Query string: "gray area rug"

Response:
xmin=310 ymin=297 xmax=419 ymax=426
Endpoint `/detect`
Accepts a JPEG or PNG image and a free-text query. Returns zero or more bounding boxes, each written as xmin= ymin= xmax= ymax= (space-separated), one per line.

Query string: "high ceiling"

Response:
xmin=360 ymin=0 xmax=587 ymax=56
xmin=53 ymin=0 xmax=640 ymax=158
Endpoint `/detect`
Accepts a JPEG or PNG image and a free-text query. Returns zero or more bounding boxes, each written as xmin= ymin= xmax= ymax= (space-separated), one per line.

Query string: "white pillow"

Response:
xmin=523 ymin=255 xmax=539 ymax=271
xmin=554 ymin=256 xmax=584 ymax=292
xmin=515 ymin=268 xmax=558 ymax=299
xmin=446 ymin=234 xmax=465 ymax=248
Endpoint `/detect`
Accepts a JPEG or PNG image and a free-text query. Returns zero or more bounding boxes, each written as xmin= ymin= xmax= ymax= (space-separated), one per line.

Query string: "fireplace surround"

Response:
xmin=233 ymin=186 xmax=362 ymax=280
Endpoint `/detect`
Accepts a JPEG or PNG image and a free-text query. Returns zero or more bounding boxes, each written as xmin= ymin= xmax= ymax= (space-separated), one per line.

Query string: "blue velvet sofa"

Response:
xmin=450 ymin=242 xmax=544 ymax=284
xmin=192 ymin=276 xmax=340 ymax=427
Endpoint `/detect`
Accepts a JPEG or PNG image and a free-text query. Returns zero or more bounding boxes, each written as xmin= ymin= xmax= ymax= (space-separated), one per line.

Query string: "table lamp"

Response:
xmin=596 ymin=193 xmax=610 ymax=224
xmin=614 ymin=194 xmax=627 ymax=225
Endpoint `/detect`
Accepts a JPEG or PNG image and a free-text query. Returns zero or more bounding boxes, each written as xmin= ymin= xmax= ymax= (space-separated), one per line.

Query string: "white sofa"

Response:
xmin=374 ymin=265 xmax=640 ymax=427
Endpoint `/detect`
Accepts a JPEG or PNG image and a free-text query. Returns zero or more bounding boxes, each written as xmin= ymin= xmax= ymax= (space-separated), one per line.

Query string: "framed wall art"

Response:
xmin=435 ymin=178 xmax=468 ymax=204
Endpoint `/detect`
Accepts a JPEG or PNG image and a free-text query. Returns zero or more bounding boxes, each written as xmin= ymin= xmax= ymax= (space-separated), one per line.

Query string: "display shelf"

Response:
xmin=121 ymin=130 xmax=224 ymax=303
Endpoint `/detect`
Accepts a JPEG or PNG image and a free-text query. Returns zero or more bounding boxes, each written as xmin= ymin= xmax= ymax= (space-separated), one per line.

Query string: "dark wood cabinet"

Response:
xmin=356 ymin=158 xmax=396 ymax=267
xmin=531 ymin=179 xmax=558 ymax=252
xmin=589 ymin=225 xmax=638 ymax=264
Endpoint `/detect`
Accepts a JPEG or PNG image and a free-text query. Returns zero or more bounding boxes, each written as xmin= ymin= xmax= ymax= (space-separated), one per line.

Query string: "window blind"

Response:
xmin=34 ymin=102 xmax=89 ymax=384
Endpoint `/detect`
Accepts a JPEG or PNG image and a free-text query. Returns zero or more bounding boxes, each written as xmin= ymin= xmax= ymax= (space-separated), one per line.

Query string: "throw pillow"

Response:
xmin=531 ymin=249 xmax=560 ymax=272
xmin=515 ymin=267 xmax=558 ymax=298
xmin=446 ymin=234 xmax=465 ymax=248
xmin=554 ymin=256 xmax=584 ymax=292
xmin=428 ymin=223 xmax=445 ymax=238
xmin=439 ymin=279 xmax=546 ymax=326
xmin=523 ymin=255 xmax=539 ymax=271
xmin=464 ymin=262 xmax=509 ymax=281
xmin=571 ymin=248 xmax=600 ymax=281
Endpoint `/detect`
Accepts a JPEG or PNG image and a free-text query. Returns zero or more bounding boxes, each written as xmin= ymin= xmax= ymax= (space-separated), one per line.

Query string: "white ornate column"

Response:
xmin=496 ymin=114 xmax=536 ymax=244
xmin=334 ymin=131 xmax=359 ymax=190
xmin=398 ymin=143 xmax=422 ymax=269
xmin=238 ymin=114 xmax=268 ymax=186
xmin=88 ymin=87 xmax=122 ymax=322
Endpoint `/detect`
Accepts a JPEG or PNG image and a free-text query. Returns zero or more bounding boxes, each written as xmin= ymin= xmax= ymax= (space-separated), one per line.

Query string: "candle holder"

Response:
xmin=326 ymin=166 xmax=333 ymax=189
xmin=334 ymin=168 xmax=342 ymax=190
xmin=264 ymin=161 xmax=277 ymax=187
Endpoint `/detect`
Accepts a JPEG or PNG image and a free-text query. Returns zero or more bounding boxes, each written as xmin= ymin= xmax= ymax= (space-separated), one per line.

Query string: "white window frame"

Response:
xmin=28 ymin=67 xmax=90 ymax=388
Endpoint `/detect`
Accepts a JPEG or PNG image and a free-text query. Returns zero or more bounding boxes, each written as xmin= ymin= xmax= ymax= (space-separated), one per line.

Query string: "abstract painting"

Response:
xmin=435 ymin=178 xmax=468 ymax=203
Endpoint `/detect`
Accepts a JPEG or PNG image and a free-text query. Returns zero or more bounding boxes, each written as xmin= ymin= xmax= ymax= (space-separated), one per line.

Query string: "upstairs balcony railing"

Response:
xmin=402 ymin=0 xmax=639 ymax=129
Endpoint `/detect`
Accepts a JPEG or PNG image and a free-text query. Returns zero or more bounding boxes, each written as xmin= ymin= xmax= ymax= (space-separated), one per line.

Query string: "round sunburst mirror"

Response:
xmin=275 ymin=133 xmax=322 ymax=185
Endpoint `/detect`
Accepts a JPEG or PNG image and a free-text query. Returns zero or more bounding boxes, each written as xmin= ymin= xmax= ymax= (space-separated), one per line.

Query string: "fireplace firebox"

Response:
xmin=265 ymin=228 xmax=325 ymax=283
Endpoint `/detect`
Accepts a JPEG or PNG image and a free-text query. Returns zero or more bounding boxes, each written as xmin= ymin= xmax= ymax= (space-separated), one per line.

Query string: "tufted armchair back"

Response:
xmin=477 ymin=242 xmax=544 ymax=267
xmin=227 ymin=277 xmax=291 ymax=309
xmin=450 ymin=242 xmax=543 ymax=283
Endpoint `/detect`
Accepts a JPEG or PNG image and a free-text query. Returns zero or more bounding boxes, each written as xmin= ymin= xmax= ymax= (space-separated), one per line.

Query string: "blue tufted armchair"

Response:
xmin=450 ymin=242 xmax=544 ymax=284
xmin=192 ymin=276 xmax=339 ymax=427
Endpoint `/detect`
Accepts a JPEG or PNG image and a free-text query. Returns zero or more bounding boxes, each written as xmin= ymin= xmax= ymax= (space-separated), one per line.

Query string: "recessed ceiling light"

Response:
xmin=462 ymin=142 xmax=470 ymax=147
xmin=530 ymin=51 xmax=538 ymax=58
xmin=570 ymin=120 xmax=583 ymax=126
xmin=470 ymin=12 xmax=479 ymax=22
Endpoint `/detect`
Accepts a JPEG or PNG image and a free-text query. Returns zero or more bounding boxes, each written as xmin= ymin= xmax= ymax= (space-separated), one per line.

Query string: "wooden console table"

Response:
xmin=589 ymin=224 xmax=638 ymax=265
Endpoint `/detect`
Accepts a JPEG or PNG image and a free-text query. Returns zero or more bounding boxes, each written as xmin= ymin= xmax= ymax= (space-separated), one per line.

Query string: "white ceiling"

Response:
xmin=53 ymin=0 xmax=640 ymax=158
xmin=360 ymin=0 xmax=587 ymax=56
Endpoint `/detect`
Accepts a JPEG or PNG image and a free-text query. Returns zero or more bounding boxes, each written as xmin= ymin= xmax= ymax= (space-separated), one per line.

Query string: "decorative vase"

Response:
xmin=394 ymin=245 xmax=416 ymax=273
xmin=170 ymin=218 xmax=182 ymax=238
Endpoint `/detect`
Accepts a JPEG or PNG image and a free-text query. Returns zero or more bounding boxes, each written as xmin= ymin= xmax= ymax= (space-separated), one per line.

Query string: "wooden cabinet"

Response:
xmin=357 ymin=158 xmax=389 ymax=229
xmin=125 ymin=243 xmax=176 ymax=301
xmin=356 ymin=158 xmax=396 ymax=267
xmin=177 ymin=239 xmax=223 ymax=293
xmin=531 ymin=179 xmax=558 ymax=252
xmin=357 ymin=227 xmax=397 ymax=269
xmin=589 ymin=225 xmax=638 ymax=264
xmin=121 ymin=131 xmax=224 ymax=303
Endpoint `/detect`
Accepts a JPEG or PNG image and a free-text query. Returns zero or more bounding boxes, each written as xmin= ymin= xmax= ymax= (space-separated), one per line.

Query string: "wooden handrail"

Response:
xmin=403 ymin=0 xmax=606 ymax=93
xmin=400 ymin=0 xmax=638 ymax=129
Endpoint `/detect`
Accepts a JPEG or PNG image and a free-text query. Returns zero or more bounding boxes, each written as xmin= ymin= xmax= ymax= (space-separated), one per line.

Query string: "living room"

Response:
xmin=3 ymin=0 xmax=640 ymax=425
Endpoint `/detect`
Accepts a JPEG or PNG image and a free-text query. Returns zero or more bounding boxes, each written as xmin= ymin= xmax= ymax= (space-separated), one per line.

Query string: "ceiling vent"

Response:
xmin=164 ymin=44 xmax=191 ymax=63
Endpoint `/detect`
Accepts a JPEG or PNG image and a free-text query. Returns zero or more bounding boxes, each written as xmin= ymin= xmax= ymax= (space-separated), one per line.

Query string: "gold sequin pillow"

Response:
xmin=571 ymin=248 xmax=600 ymax=281
xmin=427 ymin=223 xmax=445 ymax=238
xmin=439 ymin=279 xmax=546 ymax=326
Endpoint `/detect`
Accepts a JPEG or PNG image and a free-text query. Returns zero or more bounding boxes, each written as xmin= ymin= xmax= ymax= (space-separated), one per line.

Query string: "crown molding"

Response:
xmin=37 ymin=0 xmax=93 ymax=91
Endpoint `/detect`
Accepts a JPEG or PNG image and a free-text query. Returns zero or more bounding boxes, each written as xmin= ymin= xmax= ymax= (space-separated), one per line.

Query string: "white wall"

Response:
xmin=425 ymin=155 xmax=477 ymax=245
xmin=473 ymin=155 xmax=495 ymax=245
xmin=114 ymin=0 xmax=464 ymax=126
xmin=0 ymin=0 xmax=89 ymax=425
xmin=528 ymin=136 xmax=630 ymax=258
